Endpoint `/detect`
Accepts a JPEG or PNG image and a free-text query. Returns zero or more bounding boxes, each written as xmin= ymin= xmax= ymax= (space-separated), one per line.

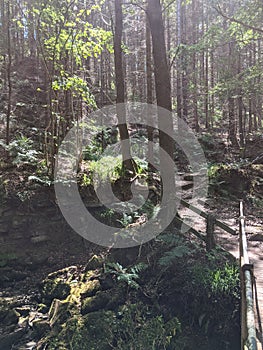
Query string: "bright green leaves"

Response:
xmin=34 ymin=0 xmax=112 ymax=69
xmin=52 ymin=74 xmax=96 ymax=107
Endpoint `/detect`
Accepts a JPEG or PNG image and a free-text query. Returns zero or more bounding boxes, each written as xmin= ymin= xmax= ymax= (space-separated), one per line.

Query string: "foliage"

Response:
xmin=46 ymin=304 xmax=181 ymax=350
xmin=186 ymin=255 xmax=240 ymax=335
xmin=158 ymin=245 xmax=191 ymax=267
xmin=82 ymin=127 xmax=119 ymax=162
xmin=88 ymin=155 xmax=124 ymax=185
xmin=114 ymin=303 xmax=181 ymax=350
xmin=0 ymin=135 xmax=40 ymax=166
xmin=104 ymin=262 xmax=148 ymax=289
xmin=157 ymin=233 xmax=192 ymax=267
xmin=52 ymin=74 xmax=96 ymax=107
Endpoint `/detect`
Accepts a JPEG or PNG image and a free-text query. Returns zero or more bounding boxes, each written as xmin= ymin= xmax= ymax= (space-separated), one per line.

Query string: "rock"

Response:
xmin=37 ymin=304 xmax=49 ymax=314
xmin=80 ymin=279 xmax=101 ymax=299
xmin=82 ymin=310 xmax=116 ymax=349
xmin=85 ymin=255 xmax=104 ymax=271
xmin=106 ymin=287 xmax=126 ymax=310
xmin=0 ymin=328 xmax=26 ymax=350
xmin=99 ymin=274 xmax=115 ymax=290
xmin=49 ymin=299 xmax=73 ymax=328
xmin=0 ymin=297 xmax=22 ymax=322
xmin=31 ymin=235 xmax=49 ymax=244
xmin=2 ymin=309 xmax=20 ymax=326
xmin=41 ymin=277 xmax=71 ymax=304
xmin=47 ymin=266 xmax=79 ymax=280
xmin=32 ymin=319 xmax=50 ymax=337
xmin=81 ymin=291 xmax=111 ymax=315
xmin=15 ymin=306 xmax=31 ymax=317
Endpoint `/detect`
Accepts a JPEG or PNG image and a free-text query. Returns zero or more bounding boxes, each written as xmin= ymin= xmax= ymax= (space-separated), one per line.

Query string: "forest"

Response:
xmin=0 ymin=0 xmax=263 ymax=349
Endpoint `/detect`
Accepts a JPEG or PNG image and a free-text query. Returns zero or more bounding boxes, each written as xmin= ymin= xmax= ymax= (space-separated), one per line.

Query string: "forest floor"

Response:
xmin=0 ymin=190 xmax=261 ymax=349
xmin=1 ymin=129 xmax=263 ymax=349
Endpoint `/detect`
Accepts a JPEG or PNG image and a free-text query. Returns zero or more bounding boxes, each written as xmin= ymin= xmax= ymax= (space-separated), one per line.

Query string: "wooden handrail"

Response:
xmin=239 ymin=201 xmax=257 ymax=350
xmin=174 ymin=197 xmax=258 ymax=348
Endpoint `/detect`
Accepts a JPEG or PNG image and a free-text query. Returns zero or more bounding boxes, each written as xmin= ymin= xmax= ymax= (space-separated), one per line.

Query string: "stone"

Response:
xmin=0 ymin=328 xmax=26 ymax=350
xmin=2 ymin=309 xmax=20 ymax=326
xmin=32 ymin=319 xmax=50 ymax=337
xmin=37 ymin=304 xmax=49 ymax=314
xmin=85 ymin=255 xmax=104 ymax=271
xmin=31 ymin=235 xmax=49 ymax=244
xmin=49 ymin=299 xmax=73 ymax=328
xmin=41 ymin=277 xmax=71 ymax=304
xmin=80 ymin=279 xmax=101 ymax=299
xmin=81 ymin=291 xmax=111 ymax=315
xmin=15 ymin=306 xmax=31 ymax=317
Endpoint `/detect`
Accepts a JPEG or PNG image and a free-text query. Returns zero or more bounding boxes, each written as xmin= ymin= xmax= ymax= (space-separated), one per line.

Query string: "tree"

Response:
xmin=147 ymin=0 xmax=176 ymax=222
xmin=147 ymin=0 xmax=174 ymax=159
xmin=113 ymin=0 xmax=135 ymax=175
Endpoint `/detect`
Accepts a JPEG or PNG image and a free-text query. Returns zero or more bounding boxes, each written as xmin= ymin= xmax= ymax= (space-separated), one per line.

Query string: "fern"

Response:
xmin=105 ymin=262 xmax=148 ymax=289
xmin=158 ymin=246 xmax=190 ymax=267
xmin=157 ymin=233 xmax=183 ymax=246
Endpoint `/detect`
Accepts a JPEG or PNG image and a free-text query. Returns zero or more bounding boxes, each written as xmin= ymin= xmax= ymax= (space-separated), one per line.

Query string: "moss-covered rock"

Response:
xmin=79 ymin=279 xmax=101 ymax=299
xmin=41 ymin=277 xmax=71 ymax=305
xmin=84 ymin=255 xmax=104 ymax=271
xmin=49 ymin=299 xmax=75 ymax=329
xmin=0 ymin=298 xmax=19 ymax=326
xmin=32 ymin=319 xmax=51 ymax=337
xmin=81 ymin=291 xmax=111 ymax=315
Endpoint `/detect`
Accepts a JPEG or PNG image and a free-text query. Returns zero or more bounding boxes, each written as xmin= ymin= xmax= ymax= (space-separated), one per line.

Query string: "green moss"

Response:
xmin=79 ymin=279 xmax=101 ymax=298
xmin=41 ymin=278 xmax=71 ymax=304
xmin=84 ymin=255 xmax=104 ymax=271
xmin=49 ymin=299 xmax=76 ymax=329
xmin=81 ymin=291 xmax=111 ymax=315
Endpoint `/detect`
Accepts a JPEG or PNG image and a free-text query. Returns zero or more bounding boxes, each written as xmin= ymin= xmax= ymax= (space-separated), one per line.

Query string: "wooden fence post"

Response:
xmin=206 ymin=214 xmax=216 ymax=251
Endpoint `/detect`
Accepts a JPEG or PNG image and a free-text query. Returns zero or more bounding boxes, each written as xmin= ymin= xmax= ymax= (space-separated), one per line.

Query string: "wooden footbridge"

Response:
xmin=176 ymin=197 xmax=263 ymax=350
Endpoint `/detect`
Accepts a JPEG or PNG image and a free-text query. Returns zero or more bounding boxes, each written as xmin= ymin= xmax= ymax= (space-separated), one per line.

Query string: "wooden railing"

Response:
xmin=239 ymin=201 xmax=257 ymax=350
xmin=176 ymin=197 xmax=259 ymax=349
xmin=174 ymin=195 xmax=236 ymax=252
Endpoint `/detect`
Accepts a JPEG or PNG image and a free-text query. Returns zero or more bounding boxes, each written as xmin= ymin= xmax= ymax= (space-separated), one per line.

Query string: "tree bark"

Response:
xmin=5 ymin=0 xmax=12 ymax=145
xmin=114 ymin=0 xmax=134 ymax=174
xmin=147 ymin=0 xmax=176 ymax=223
xmin=147 ymin=0 xmax=174 ymax=159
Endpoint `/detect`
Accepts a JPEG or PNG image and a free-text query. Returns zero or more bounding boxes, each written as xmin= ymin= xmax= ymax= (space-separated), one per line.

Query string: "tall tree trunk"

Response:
xmin=6 ymin=0 xmax=12 ymax=145
xmin=210 ymin=48 xmax=215 ymax=127
xmin=146 ymin=17 xmax=154 ymax=177
xmin=204 ymin=50 xmax=209 ymax=129
xmin=228 ymin=96 xmax=239 ymax=147
xmin=181 ymin=2 xmax=188 ymax=121
xmin=176 ymin=0 xmax=182 ymax=119
xmin=237 ymin=52 xmax=244 ymax=148
xmin=192 ymin=0 xmax=199 ymax=131
xmin=147 ymin=0 xmax=176 ymax=224
xmin=147 ymin=0 xmax=174 ymax=158
xmin=113 ymin=0 xmax=134 ymax=174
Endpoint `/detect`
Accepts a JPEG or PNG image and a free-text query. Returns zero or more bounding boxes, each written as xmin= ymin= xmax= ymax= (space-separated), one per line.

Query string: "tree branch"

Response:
xmin=123 ymin=2 xmax=147 ymax=13
xmin=162 ymin=0 xmax=177 ymax=13
xmin=215 ymin=5 xmax=263 ymax=34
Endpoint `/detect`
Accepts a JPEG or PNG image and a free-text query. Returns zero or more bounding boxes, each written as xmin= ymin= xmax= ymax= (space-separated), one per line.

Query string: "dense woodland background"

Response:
xmin=0 ymin=0 xmax=262 ymax=170
xmin=0 ymin=1 xmax=263 ymax=349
